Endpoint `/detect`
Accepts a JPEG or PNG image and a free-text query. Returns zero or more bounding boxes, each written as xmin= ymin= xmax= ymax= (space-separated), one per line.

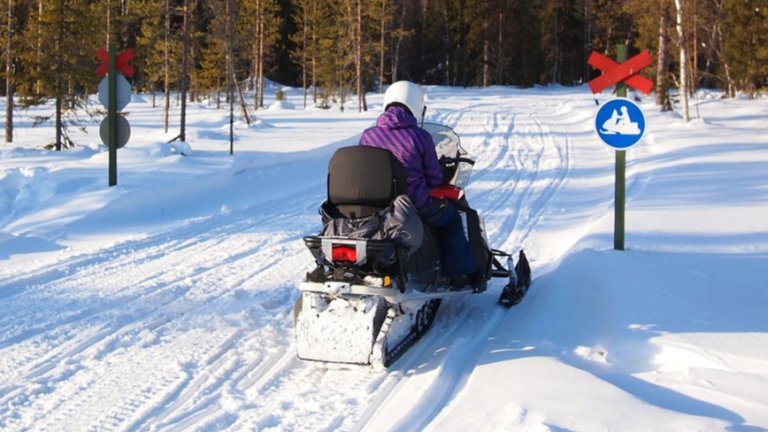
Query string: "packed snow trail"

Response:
xmin=0 ymin=88 xmax=574 ymax=431
xmin=0 ymin=89 xmax=600 ymax=431
xmin=2 ymin=87 xmax=766 ymax=431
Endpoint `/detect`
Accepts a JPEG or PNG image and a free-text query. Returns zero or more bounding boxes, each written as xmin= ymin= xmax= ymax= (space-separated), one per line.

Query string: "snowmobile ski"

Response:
xmin=498 ymin=250 xmax=531 ymax=308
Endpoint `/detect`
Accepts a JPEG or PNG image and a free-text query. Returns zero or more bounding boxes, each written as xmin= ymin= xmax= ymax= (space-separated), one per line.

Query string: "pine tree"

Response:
xmin=17 ymin=0 xmax=99 ymax=150
xmin=624 ymin=0 xmax=675 ymax=108
xmin=674 ymin=0 xmax=690 ymax=121
xmin=722 ymin=0 xmax=768 ymax=96
xmin=199 ymin=0 xmax=228 ymax=106
xmin=134 ymin=0 xmax=174 ymax=107
xmin=372 ymin=0 xmax=391 ymax=92
xmin=240 ymin=0 xmax=281 ymax=110
xmin=289 ymin=0 xmax=312 ymax=106
xmin=540 ymin=0 xmax=585 ymax=84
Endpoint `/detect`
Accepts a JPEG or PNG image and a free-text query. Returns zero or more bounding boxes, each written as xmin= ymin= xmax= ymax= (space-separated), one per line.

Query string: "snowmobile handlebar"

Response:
xmin=439 ymin=155 xmax=475 ymax=166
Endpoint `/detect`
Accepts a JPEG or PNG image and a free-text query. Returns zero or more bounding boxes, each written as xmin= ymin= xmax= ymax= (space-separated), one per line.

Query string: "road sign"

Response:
xmin=100 ymin=114 xmax=131 ymax=149
xmin=98 ymin=74 xmax=132 ymax=111
xmin=96 ymin=48 xmax=135 ymax=78
xmin=588 ymin=50 xmax=653 ymax=94
xmin=595 ymin=97 xmax=646 ymax=149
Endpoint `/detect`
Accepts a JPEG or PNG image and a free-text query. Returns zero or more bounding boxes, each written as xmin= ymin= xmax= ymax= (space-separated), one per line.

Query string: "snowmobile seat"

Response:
xmin=325 ymin=146 xmax=408 ymax=219
xmin=302 ymin=146 xmax=410 ymax=280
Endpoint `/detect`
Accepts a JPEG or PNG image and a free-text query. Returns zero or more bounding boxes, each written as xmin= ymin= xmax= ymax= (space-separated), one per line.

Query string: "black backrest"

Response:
xmin=327 ymin=146 xmax=407 ymax=219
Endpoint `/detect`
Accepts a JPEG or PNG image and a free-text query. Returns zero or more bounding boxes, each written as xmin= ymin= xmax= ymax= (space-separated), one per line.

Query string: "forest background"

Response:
xmin=1 ymin=0 xmax=766 ymax=150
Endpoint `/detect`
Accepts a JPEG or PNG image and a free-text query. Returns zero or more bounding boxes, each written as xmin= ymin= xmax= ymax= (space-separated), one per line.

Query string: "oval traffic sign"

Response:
xmin=594 ymin=97 xmax=646 ymax=149
xmin=100 ymin=115 xmax=131 ymax=149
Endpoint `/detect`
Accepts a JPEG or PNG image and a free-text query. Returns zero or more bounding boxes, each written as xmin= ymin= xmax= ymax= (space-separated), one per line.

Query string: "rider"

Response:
xmin=359 ymin=81 xmax=477 ymax=285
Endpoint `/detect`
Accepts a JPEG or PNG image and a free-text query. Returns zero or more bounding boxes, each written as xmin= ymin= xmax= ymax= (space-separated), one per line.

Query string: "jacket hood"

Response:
xmin=377 ymin=106 xmax=418 ymax=129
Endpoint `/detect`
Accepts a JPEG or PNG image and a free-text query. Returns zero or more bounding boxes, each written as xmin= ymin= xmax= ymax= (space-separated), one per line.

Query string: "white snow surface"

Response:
xmin=1 ymin=86 xmax=767 ymax=431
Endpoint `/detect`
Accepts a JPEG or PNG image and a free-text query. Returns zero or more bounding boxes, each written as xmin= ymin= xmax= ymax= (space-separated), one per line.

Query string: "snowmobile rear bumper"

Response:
xmin=298 ymin=281 xmax=474 ymax=304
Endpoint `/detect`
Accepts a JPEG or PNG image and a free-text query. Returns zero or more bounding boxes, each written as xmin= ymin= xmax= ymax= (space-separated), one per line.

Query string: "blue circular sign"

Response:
xmin=594 ymin=97 xmax=646 ymax=149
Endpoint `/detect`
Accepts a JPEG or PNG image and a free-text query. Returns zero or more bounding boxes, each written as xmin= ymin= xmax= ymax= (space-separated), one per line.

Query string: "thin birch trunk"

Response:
xmin=656 ymin=6 xmax=669 ymax=108
xmin=5 ymin=0 xmax=14 ymax=143
xmin=674 ymin=0 xmax=689 ymax=121
xmin=483 ymin=39 xmax=490 ymax=87
xmin=180 ymin=0 xmax=189 ymax=140
xmin=258 ymin=9 xmax=264 ymax=108
xmin=35 ymin=0 xmax=42 ymax=95
xmin=496 ymin=10 xmax=504 ymax=84
xmin=163 ymin=0 xmax=170 ymax=133
xmin=302 ymin=1 xmax=307 ymax=108
xmin=379 ymin=0 xmax=385 ymax=91
xmin=55 ymin=0 xmax=63 ymax=150
xmin=356 ymin=0 xmax=363 ymax=112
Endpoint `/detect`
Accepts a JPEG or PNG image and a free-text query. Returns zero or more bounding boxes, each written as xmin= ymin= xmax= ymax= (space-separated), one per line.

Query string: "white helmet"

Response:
xmin=384 ymin=81 xmax=425 ymax=121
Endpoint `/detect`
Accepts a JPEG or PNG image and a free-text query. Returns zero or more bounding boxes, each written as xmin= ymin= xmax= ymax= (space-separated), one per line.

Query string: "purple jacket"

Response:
xmin=359 ymin=106 xmax=443 ymax=208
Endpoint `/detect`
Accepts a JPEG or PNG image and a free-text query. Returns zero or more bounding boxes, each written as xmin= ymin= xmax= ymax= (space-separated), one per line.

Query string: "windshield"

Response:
xmin=422 ymin=122 xmax=474 ymax=188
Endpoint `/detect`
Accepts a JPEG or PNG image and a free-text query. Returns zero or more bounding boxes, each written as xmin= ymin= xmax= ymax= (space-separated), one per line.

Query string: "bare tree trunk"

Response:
xmin=258 ymin=8 xmax=265 ymax=108
xmin=121 ymin=0 xmax=129 ymax=46
xmin=443 ymin=6 xmax=450 ymax=84
xmin=55 ymin=0 xmax=63 ymax=150
xmin=496 ymin=9 xmax=504 ymax=84
xmin=311 ymin=0 xmax=317 ymax=104
xmin=35 ymin=0 xmax=42 ymax=95
xmin=379 ymin=0 xmax=386 ymax=92
xmin=715 ymin=24 xmax=734 ymax=97
xmin=226 ymin=0 xmax=234 ymax=154
xmin=691 ymin=0 xmax=697 ymax=93
xmin=552 ymin=6 xmax=560 ymax=83
xmin=483 ymin=39 xmax=490 ymax=87
xmin=163 ymin=0 xmax=170 ymax=133
xmin=674 ymin=0 xmax=689 ymax=122
xmin=180 ymin=0 xmax=189 ymax=140
xmin=355 ymin=0 xmax=364 ymax=112
xmin=656 ymin=6 xmax=670 ymax=109
xmin=338 ymin=60 xmax=345 ymax=112
xmin=5 ymin=0 xmax=14 ymax=143
xmin=106 ymin=0 xmax=111 ymax=46
xmin=711 ymin=0 xmax=735 ymax=97
xmin=252 ymin=0 xmax=265 ymax=109
xmin=302 ymin=1 xmax=308 ymax=108
xmin=582 ymin=0 xmax=593 ymax=82
xmin=234 ymin=72 xmax=251 ymax=124
xmin=252 ymin=42 xmax=258 ymax=109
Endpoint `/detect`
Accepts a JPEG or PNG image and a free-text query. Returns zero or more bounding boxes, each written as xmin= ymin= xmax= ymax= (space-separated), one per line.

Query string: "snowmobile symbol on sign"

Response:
xmin=595 ymin=97 xmax=646 ymax=149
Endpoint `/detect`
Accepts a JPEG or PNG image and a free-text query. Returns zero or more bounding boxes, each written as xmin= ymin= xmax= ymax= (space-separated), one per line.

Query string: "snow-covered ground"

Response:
xmin=1 ymin=85 xmax=766 ymax=431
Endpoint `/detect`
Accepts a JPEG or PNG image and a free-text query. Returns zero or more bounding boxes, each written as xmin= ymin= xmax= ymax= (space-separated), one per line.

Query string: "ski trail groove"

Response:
xmin=1 ymin=92 xmax=578 ymax=432
xmin=354 ymin=96 xmax=573 ymax=430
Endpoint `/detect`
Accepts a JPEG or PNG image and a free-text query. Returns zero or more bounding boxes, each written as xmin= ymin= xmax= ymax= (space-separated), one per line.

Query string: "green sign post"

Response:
xmin=614 ymin=44 xmax=628 ymax=251
xmin=108 ymin=43 xmax=118 ymax=187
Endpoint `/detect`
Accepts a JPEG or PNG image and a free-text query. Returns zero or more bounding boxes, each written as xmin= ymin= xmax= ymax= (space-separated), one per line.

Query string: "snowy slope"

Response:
xmin=1 ymin=86 xmax=767 ymax=431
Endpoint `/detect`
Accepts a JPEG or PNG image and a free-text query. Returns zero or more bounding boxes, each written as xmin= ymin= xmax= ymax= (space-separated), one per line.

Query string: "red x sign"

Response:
xmin=96 ymin=48 xmax=135 ymax=78
xmin=588 ymin=50 xmax=653 ymax=94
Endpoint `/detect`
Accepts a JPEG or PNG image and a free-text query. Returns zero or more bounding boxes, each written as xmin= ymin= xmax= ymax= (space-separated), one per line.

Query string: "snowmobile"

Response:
xmin=295 ymin=123 xmax=531 ymax=368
